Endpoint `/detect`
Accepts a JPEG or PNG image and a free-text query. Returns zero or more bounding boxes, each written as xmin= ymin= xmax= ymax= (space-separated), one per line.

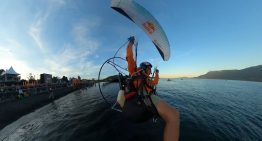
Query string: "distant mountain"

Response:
xmin=197 ymin=65 xmax=262 ymax=82
xmin=103 ymin=75 xmax=119 ymax=82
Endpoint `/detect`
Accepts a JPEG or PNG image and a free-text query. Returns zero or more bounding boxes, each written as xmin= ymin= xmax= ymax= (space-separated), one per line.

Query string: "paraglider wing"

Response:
xmin=111 ymin=0 xmax=170 ymax=61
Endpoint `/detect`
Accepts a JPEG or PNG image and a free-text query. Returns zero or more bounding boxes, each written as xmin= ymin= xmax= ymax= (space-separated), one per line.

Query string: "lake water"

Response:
xmin=0 ymin=79 xmax=262 ymax=141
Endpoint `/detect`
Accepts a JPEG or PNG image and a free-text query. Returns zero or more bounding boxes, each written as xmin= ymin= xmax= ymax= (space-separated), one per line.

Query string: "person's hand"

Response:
xmin=128 ymin=36 xmax=135 ymax=43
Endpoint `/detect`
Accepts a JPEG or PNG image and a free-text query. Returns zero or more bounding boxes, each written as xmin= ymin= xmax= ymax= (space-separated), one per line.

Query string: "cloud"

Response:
xmin=28 ymin=0 xmax=66 ymax=51
xmin=1 ymin=0 xmax=102 ymax=79
xmin=0 ymin=39 xmax=41 ymax=79
xmin=28 ymin=5 xmax=50 ymax=51
xmin=29 ymin=21 xmax=44 ymax=50
xmin=73 ymin=20 xmax=100 ymax=52
xmin=40 ymin=20 xmax=101 ymax=78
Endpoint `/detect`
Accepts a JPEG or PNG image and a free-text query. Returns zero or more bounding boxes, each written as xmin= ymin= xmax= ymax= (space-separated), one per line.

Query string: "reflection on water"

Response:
xmin=0 ymin=79 xmax=262 ymax=141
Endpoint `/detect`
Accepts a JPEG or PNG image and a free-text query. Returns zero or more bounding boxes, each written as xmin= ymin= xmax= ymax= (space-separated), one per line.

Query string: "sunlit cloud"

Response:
xmin=29 ymin=23 xmax=44 ymax=50
xmin=0 ymin=0 xmax=103 ymax=79
xmin=25 ymin=0 xmax=102 ymax=79
xmin=28 ymin=0 xmax=66 ymax=51
xmin=40 ymin=20 xmax=101 ymax=78
xmin=28 ymin=6 xmax=51 ymax=51
xmin=0 ymin=39 xmax=44 ymax=79
xmin=73 ymin=20 xmax=100 ymax=53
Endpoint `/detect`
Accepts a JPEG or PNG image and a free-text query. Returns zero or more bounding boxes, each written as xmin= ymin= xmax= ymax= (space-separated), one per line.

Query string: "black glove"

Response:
xmin=128 ymin=36 xmax=135 ymax=43
xmin=156 ymin=69 xmax=159 ymax=73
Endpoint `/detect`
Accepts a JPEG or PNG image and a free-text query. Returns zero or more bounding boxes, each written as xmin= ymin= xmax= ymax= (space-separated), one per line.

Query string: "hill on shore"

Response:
xmin=103 ymin=75 xmax=119 ymax=82
xmin=197 ymin=65 xmax=262 ymax=82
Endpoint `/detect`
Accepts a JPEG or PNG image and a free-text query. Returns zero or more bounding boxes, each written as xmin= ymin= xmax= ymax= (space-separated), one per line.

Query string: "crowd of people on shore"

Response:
xmin=0 ymin=81 xmax=96 ymax=103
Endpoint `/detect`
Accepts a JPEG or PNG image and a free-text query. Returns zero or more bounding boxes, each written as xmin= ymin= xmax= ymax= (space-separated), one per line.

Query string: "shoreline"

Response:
xmin=0 ymin=86 xmax=84 ymax=130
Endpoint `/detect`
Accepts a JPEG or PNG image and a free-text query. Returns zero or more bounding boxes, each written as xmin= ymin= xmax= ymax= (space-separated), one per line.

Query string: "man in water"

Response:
xmin=119 ymin=36 xmax=180 ymax=141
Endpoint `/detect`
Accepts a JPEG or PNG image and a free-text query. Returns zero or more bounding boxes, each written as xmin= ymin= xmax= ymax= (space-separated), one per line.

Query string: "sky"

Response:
xmin=0 ymin=0 xmax=262 ymax=79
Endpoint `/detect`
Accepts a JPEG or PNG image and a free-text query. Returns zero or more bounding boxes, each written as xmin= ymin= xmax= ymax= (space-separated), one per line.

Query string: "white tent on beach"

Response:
xmin=1 ymin=66 xmax=20 ymax=75
xmin=0 ymin=66 xmax=20 ymax=81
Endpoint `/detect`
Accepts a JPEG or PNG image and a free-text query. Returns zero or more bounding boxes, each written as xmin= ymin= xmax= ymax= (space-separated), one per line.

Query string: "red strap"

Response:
xmin=125 ymin=92 xmax=137 ymax=100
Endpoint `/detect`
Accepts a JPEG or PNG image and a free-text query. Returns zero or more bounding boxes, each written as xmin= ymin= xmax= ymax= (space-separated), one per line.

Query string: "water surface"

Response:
xmin=1 ymin=79 xmax=262 ymax=141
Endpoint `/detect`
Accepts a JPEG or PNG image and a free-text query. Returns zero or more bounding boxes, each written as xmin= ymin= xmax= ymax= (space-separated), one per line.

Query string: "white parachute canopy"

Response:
xmin=111 ymin=0 xmax=170 ymax=61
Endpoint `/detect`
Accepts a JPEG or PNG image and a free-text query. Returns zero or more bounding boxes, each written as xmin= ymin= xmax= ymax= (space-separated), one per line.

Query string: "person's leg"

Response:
xmin=151 ymin=95 xmax=180 ymax=141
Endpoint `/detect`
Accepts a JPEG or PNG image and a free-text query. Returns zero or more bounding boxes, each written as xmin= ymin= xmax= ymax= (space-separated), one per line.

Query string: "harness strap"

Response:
xmin=124 ymin=73 xmax=159 ymax=115
xmin=138 ymin=78 xmax=159 ymax=117
xmin=125 ymin=92 xmax=137 ymax=99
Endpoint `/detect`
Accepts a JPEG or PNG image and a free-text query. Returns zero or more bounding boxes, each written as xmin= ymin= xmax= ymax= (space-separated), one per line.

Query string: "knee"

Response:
xmin=157 ymin=102 xmax=180 ymax=123
xmin=168 ymin=108 xmax=180 ymax=123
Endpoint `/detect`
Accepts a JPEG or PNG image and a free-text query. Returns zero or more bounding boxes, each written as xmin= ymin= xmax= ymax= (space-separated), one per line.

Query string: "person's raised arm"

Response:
xmin=126 ymin=36 xmax=136 ymax=75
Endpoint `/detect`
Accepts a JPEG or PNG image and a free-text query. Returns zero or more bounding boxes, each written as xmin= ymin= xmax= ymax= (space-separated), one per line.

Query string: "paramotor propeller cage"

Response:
xmin=98 ymin=56 xmax=128 ymax=106
xmin=98 ymin=40 xmax=135 ymax=108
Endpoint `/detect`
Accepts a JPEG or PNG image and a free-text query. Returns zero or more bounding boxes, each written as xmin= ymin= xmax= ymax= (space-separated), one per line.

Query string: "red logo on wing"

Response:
xmin=143 ymin=21 xmax=155 ymax=34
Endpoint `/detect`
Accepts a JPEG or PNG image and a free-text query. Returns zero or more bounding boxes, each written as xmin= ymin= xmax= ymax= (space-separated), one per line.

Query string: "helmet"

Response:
xmin=139 ymin=61 xmax=152 ymax=70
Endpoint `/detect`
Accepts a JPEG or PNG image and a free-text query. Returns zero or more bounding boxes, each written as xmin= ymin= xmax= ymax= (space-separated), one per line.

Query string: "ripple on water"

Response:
xmin=1 ymin=80 xmax=262 ymax=141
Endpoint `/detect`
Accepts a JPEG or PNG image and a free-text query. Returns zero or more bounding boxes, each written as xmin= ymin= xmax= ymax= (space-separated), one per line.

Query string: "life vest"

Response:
xmin=124 ymin=76 xmax=153 ymax=97
xmin=122 ymin=74 xmax=159 ymax=123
